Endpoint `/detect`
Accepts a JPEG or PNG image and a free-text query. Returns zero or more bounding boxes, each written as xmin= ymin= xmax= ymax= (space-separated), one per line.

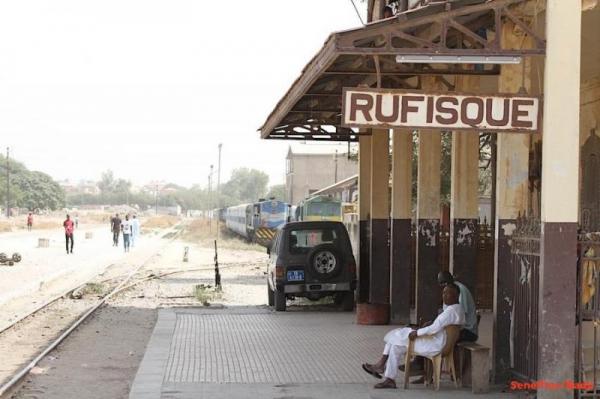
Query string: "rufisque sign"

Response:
xmin=342 ymin=88 xmax=541 ymax=133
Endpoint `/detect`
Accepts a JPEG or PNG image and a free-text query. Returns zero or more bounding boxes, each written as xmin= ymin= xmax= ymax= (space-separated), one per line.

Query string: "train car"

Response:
xmin=224 ymin=203 xmax=253 ymax=239
xmin=223 ymin=199 xmax=290 ymax=247
xmin=251 ymin=199 xmax=288 ymax=247
xmin=294 ymin=195 xmax=342 ymax=222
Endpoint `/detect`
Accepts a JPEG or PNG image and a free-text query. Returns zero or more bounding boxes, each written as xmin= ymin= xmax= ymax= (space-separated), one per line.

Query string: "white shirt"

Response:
xmin=443 ymin=281 xmax=478 ymax=336
xmin=121 ymin=220 xmax=132 ymax=235
xmin=384 ymin=303 xmax=465 ymax=357
xmin=131 ymin=218 xmax=140 ymax=236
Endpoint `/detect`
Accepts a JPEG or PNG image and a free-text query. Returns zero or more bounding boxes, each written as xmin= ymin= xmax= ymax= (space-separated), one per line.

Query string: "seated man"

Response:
xmin=362 ymin=284 xmax=465 ymax=389
xmin=438 ymin=271 xmax=478 ymax=342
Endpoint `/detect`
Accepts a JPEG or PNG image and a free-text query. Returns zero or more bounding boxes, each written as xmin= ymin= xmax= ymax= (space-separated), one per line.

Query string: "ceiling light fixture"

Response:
xmin=395 ymin=54 xmax=522 ymax=64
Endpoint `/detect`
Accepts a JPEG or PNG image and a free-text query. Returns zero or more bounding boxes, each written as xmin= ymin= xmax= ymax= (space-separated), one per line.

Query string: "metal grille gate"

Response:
xmin=578 ymin=233 xmax=600 ymax=398
xmin=509 ymin=215 xmax=540 ymax=381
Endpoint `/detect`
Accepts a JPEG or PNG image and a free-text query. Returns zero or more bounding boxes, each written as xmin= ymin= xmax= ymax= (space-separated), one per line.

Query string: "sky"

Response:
xmin=0 ymin=1 xmax=367 ymax=188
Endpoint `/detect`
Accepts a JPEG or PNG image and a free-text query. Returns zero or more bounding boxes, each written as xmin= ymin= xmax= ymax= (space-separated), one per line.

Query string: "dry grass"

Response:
xmin=143 ymin=215 xmax=180 ymax=229
xmin=181 ymin=217 xmax=264 ymax=251
xmin=0 ymin=221 xmax=11 ymax=233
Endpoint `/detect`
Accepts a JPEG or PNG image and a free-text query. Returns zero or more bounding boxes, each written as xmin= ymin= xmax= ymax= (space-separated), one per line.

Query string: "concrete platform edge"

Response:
xmin=129 ymin=308 xmax=176 ymax=399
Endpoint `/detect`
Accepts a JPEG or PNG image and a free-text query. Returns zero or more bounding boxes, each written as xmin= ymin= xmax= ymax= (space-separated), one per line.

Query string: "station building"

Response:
xmin=259 ymin=0 xmax=600 ymax=397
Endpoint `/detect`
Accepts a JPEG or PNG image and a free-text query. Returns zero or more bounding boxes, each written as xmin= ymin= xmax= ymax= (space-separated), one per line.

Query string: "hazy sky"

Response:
xmin=0 ymin=1 xmax=366 ymax=188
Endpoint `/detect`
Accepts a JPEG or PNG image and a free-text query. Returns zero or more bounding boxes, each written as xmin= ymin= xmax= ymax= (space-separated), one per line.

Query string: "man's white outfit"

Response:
xmin=131 ymin=218 xmax=140 ymax=246
xmin=381 ymin=304 xmax=465 ymax=380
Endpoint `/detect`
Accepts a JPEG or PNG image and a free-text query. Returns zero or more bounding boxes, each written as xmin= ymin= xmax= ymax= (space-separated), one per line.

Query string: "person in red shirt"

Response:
xmin=63 ymin=214 xmax=74 ymax=254
xmin=27 ymin=213 xmax=33 ymax=231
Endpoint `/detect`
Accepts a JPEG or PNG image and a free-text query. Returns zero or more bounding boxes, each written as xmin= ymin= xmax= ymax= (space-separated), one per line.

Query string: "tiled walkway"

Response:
xmin=130 ymin=307 xmax=523 ymax=399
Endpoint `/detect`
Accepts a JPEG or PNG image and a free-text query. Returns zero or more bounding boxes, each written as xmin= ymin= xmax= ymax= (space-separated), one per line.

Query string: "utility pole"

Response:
xmin=216 ymin=144 xmax=222 ymax=240
xmin=334 ymin=149 xmax=338 ymax=184
xmin=217 ymin=144 xmax=222 ymax=205
xmin=5 ymin=147 xmax=9 ymax=218
xmin=155 ymin=183 xmax=158 ymax=215
xmin=208 ymin=165 xmax=213 ymax=230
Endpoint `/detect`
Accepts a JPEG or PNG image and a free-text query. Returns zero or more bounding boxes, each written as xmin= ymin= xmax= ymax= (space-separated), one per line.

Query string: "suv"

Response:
xmin=266 ymin=221 xmax=357 ymax=312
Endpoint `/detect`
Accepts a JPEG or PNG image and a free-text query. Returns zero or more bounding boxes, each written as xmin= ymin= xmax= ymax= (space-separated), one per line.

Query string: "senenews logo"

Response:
xmin=510 ymin=380 xmax=593 ymax=391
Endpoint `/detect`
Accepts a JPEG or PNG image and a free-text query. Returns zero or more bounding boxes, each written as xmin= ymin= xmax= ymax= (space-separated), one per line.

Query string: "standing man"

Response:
xmin=121 ymin=214 xmax=132 ymax=253
xmin=110 ymin=213 xmax=121 ymax=247
xmin=437 ymin=271 xmax=478 ymax=342
xmin=63 ymin=214 xmax=74 ymax=254
xmin=131 ymin=214 xmax=140 ymax=247
xmin=26 ymin=212 xmax=33 ymax=231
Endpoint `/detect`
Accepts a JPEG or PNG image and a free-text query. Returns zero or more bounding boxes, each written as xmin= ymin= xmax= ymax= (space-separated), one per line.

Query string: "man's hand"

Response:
xmin=408 ymin=330 xmax=418 ymax=341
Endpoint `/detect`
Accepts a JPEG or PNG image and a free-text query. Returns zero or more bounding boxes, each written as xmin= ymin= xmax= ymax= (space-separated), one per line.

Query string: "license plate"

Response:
xmin=287 ymin=270 xmax=304 ymax=281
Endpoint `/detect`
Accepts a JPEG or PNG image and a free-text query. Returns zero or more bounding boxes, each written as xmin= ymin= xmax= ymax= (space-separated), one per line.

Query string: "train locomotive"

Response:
xmin=223 ymin=199 xmax=289 ymax=247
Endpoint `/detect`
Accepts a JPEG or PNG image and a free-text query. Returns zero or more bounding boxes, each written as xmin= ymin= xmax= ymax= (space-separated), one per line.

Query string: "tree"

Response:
xmin=98 ymin=170 xmax=115 ymax=193
xmin=221 ymin=168 xmax=269 ymax=203
xmin=0 ymin=155 xmax=65 ymax=211
xmin=266 ymin=184 xmax=286 ymax=201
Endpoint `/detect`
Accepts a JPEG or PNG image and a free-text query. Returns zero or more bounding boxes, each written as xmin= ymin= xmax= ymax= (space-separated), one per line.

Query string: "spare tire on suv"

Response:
xmin=307 ymin=244 xmax=343 ymax=280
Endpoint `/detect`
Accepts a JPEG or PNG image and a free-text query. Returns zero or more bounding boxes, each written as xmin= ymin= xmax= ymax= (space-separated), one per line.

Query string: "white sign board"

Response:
xmin=342 ymin=88 xmax=541 ymax=133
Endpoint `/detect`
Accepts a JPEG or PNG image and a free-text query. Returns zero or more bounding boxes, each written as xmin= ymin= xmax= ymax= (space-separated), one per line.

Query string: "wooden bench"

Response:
xmin=457 ymin=342 xmax=490 ymax=393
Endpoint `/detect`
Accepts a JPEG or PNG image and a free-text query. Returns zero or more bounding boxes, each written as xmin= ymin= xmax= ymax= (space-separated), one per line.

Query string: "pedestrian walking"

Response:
xmin=110 ymin=213 xmax=121 ymax=246
xmin=131 ymin=214 xmax=140 ymax=247
xmin=26 ymin=213 xmax=33 ymax=231
xmin=63 ymin=214 xmax=74 ymax=254
xmin=121 ymin=214 xmax=132 ymax=252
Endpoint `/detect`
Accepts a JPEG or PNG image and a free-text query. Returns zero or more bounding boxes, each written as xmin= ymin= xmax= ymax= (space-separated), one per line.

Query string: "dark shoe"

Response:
xmin=362 ymin=363 xmax=382 ymax=379
xmin=374 ymin=379 xmax=396 ymax=389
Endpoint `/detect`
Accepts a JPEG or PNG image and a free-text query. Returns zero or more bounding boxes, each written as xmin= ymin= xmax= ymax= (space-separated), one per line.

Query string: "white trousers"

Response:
xmin=383 ymin=343 xmax=407 ymax=380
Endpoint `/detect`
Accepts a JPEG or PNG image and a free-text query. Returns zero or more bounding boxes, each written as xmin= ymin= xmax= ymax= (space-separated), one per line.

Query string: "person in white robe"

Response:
xmin=131 ymin=215 xmax=140 ymax=247
xmin=362 ymin=283 xmax=465 ymax=389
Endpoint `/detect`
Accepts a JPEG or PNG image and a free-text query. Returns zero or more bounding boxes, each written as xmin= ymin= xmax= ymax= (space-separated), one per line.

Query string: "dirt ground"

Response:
xmin=7 ymin=225 xmax=270 ymax=399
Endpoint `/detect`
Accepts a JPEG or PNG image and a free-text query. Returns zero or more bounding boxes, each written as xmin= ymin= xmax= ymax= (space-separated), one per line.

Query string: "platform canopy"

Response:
xmin=259 ymin=0 xmax=545 ymax=142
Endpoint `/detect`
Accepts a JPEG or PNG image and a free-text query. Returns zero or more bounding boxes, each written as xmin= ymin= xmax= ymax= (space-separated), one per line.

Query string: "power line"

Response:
xmin=348 ymin=0 xmax=365 ymax=25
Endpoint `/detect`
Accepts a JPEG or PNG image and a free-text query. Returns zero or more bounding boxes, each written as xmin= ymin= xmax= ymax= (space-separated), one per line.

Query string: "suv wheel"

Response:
xmin=274 ymin=289 xmax=286 ymax=311
xmin=267 ymin=285 xmax=274 ymax=306
xmin=307 ymin=244 xmax=343 ymax=280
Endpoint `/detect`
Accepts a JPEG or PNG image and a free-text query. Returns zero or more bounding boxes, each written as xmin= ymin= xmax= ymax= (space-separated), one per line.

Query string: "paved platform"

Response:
xmin=130 ymin=308 xmax=523 ymax=399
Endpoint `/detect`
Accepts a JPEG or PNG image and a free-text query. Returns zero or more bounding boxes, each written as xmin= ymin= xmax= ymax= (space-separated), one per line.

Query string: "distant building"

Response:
xmin=285 ymin=143 xmax=357 ymax=205
xmin=58 ymin=179 xmax=100 ymax=195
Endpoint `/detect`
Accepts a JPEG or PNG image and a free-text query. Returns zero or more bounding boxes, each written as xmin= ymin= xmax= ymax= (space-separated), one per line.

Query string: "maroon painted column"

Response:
xmin=536 ymin=1 xmax=580 ymax=396
xmin=415 ymin=124 xmax=442 ymax=323
xmin=390 ymin=130 xmax=412 ymax=324
xmin=367 ymin=129 xmax=390 ymax=323
xmin=449 ymin=76 xmax=480 ymax=294
xmin=357 ymin=135 xmax=371 ymax=305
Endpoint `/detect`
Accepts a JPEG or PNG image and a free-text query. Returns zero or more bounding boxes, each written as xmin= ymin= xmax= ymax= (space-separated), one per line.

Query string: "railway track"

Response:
xmin=0 ymin=225 xmax=265 ymax=399
xmin=0 ymin=224 xmax=187 ymax=398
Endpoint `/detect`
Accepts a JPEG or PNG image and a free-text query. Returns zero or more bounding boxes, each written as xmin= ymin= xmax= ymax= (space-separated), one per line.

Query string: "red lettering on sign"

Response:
xmin=435 ymin=97 xmax=459 ymax=125
xmin=375 ymin=94 xmax=399 ymax=123
xmin=461 ymin=97 xmax=484 ymax=126
xmin=349 ymin=93 xmax=374 ymax=122
xmin=511 ymin=99 xmax=534 ymax=128
xmin=400 ymin=95 xmax=424 ymax=123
